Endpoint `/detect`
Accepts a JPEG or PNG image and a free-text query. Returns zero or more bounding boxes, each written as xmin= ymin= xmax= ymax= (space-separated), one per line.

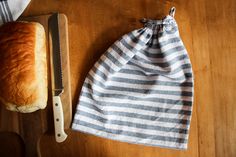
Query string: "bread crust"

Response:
xmin=0 ymin=22 xmax=48 ymax=113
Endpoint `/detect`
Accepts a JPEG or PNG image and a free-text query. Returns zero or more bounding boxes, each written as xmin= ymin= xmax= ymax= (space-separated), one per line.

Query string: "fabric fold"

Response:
xmin=72 ymin=7 xmax=194 ymax=150
xmin=0 ymin=0 xmax=31 ymax=25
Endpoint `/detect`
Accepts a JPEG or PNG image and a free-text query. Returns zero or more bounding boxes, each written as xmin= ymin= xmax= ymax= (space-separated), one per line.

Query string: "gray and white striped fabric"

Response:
xmin=0 ymin=0 xmax=31 ymax=25
xmin=72 ymin=7 xmax=194 ymax=150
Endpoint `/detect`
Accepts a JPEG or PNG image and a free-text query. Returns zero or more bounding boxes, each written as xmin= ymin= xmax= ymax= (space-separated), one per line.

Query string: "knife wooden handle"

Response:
xmin=53 ymin=96 xmax=67 ymax=143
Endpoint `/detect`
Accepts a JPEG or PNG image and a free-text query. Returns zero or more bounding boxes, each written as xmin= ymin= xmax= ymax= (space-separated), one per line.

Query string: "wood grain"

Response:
xmin=0 ymin=14 xmax=72 ymax=157
xmin=22 ymin=14 xmax=72 ymax=129
xmin=0 ymin=132 xmax=25 ymax=157
xmin=1 ymin=0 xmax=235 ymax=156
xmin=24 ymin=1 xmax=199 ymax=157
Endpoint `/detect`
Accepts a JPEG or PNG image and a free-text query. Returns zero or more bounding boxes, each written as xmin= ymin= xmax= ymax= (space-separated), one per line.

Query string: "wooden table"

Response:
xmin=2 ymin=0 xmax=236 ymax=157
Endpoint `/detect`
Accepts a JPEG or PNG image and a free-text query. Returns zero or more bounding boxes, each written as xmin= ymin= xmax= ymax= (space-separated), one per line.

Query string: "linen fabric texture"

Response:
xmin=72 ymin=8 xmax=194 ymax=150
xmin=0 ymin=0 xmax=31 ymax=25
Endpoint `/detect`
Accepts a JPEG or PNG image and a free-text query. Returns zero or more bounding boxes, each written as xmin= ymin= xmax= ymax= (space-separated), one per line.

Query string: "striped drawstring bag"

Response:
xmin=72 ymin=7 xmax=194 ymax=150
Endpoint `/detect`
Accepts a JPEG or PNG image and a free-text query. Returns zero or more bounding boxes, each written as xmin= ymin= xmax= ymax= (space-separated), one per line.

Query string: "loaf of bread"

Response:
xmin=0 ymin=22 xmax=48 ymax=113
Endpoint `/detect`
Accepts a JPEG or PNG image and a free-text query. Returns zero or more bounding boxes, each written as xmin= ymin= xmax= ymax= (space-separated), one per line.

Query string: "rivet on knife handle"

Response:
xmin=49 ymin=13 xmax=67 ymax=143
xmin=53 ymin=96 xmax=67 ymax=142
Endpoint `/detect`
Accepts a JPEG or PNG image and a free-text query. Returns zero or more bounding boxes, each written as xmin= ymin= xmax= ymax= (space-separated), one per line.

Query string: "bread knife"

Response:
xmin=49 ymin=13 xmax=67 ymax=143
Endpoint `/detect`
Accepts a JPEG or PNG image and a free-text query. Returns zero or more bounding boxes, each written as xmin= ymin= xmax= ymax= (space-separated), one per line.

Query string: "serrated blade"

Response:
xmin=49 ymin=13 xmax=67 ymax=143
xmin=49 ymin=13 xmax=64 ymax=96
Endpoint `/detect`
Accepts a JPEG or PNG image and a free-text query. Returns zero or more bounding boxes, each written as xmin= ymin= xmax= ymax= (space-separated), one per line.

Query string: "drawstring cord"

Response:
xmin=140 ymin=7 xmax=176 ymax=31
xmin=169 ymin=7 xmax=176 ymax=17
